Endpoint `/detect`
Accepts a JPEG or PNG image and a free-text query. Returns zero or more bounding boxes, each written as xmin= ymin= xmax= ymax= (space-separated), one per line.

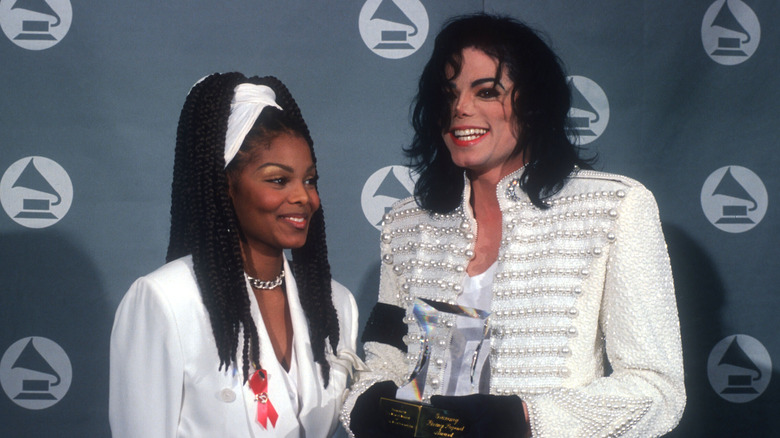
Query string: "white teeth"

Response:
xmin=285 ymin=216 xmax=304 ymax=223
xmin=453 ymin=128 xmax=487 ymax=140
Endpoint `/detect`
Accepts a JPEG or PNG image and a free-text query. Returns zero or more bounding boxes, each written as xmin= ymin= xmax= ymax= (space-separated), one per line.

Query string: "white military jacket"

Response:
xmin=343 ymin=168 xmax=685 ymax=437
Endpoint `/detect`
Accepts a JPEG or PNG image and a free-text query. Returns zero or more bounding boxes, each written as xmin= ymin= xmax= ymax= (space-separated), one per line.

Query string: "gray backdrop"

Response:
xmin=1 ymin=1 xmax=777 ymax=437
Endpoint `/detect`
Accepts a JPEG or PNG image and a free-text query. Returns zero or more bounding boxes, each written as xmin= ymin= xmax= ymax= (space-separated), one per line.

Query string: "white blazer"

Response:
xmin=110 ymin=256 xmax=360 ymax=438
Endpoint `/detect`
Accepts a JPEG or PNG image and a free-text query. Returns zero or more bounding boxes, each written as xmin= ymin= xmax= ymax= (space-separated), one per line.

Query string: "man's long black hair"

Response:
xmin=406 ymin=14 xmax=593 ymax=212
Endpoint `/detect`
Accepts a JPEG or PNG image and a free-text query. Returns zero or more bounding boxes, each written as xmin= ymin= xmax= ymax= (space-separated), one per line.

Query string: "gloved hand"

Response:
xmin=430 ymin=393 xmax=529 ymax=438
xmin=349 ymin=380 xmax=399 ymax=438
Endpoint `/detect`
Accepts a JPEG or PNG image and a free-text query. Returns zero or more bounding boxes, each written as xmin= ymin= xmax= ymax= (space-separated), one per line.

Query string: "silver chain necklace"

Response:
xmin=246 ymin=270 xmax=284 ymax=290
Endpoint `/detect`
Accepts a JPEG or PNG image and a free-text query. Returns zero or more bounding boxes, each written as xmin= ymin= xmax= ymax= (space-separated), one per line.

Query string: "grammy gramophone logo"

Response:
xmin=0 ymin=156 xmax=73 ymax=228
xmin=700 ymin=166 xmax=767 ymax=233
xmin=701 ymin=0 xmax=760 ymax=66
xmin=361 ymin=165 xmax=416 ymax=230
xmin=0 ymin=336 xmax=72 ymax=409
xmin=566 ymin=76 xmax=609 ymax=145
xmin=0 ymin=0 xmax=73 ymax=50
xmin=707 ymin=335 xmax=770 ymax=403
xmin=359 ymin=0 xmax=428 ymax=59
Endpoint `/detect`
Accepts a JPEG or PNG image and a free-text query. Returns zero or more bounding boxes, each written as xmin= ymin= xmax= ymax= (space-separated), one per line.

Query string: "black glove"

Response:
xmin=349 ymin=380 xmax=399 ymax=438
xmin=430 ymin=393 xmax=529 ymax=438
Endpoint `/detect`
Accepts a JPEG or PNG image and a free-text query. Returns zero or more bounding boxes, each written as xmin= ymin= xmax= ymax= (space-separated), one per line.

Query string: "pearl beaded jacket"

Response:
xmin=341 ymin=167 xmax=685 ymax=437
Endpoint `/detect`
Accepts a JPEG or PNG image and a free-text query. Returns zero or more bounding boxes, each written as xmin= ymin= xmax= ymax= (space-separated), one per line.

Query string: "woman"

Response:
xmin=110 ymin=72 xmax=360 ymax=437
xmin=344 ymin=14 xmax=685 ymax=438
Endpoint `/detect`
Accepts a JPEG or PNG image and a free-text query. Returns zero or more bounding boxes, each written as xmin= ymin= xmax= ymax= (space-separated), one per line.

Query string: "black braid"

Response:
xmin=167 ymin=73 xmax=339 ymax=386
xmin=256 ymin=77 xmax=339 ymax=387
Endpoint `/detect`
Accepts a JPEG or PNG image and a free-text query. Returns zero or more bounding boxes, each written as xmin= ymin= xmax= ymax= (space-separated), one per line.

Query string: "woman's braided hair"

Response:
xmin=167 ymin=72 xmax=339 ymax=386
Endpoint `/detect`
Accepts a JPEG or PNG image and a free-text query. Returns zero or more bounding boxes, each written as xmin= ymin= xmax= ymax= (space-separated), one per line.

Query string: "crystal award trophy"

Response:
xmin=380 ymin=298 xmax=491 ymax=438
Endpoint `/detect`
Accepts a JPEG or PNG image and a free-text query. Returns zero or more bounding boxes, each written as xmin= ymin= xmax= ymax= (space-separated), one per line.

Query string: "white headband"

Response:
xmin=224 ymin=83 xmax=282 ymax=167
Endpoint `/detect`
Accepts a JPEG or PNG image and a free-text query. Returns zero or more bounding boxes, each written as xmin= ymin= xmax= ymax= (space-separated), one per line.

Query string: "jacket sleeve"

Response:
xmin=340 ymin=220 xmax=411 ymax=436
xmin=327 ymin=279 xmax=365 ymax=390
xmin=330 ymin=280 xmax=361 ymax=368
xmin=524 ymin=185 xmax=686 ymax=437
xmin=109 ymin=277 xmax=184 ymax=438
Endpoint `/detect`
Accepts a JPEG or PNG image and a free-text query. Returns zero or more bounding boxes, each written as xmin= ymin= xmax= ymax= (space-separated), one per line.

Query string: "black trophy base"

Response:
xmin=380 ymin=397 xmax=466 ymax=438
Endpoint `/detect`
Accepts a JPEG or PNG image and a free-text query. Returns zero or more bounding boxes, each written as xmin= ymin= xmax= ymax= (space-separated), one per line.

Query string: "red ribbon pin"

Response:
xmin=248 ymin=369 xmax=279 ymax=429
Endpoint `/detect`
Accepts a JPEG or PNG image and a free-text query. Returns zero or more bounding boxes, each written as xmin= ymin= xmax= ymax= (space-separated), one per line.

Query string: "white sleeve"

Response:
xmin=109 ymin=276 xmax=184 ymax=438
xmin=340 ymin=241 xmax=410 ymax=437
xmin=332 ymin=279 xmax=360 ymax=356
xmin=526 ymin=185 xmax=686 ymax=437
xmin=328 ymin=279 xmax=364 ymax=381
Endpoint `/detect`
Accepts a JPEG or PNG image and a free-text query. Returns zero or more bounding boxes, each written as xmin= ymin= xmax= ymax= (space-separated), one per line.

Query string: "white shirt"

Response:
xmin=442 ymin=262 xmax=496 ymax=396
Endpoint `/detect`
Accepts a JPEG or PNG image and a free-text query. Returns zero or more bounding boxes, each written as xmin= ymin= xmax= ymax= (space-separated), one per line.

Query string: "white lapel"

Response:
xmin=281 ymin=258 xmax=325 ymax=429
xmin=240 ymin=261 xmax=302 ymax=437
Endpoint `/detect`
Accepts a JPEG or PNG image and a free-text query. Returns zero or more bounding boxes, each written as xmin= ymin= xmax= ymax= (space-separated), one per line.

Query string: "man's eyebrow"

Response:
xmin=472 ymin=77 xmax=505 ymax=89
